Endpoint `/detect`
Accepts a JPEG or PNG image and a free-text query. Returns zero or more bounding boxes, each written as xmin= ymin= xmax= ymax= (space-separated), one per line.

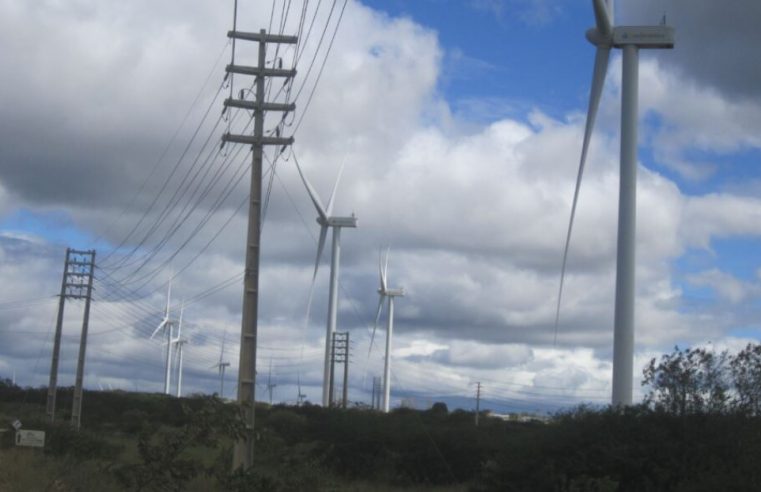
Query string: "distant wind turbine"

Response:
xmin=293 ymin=157 xmax=357 ymax=407
xmin=556 ymin=0 xmax=674 ymax=406
xmin=172 ymin=302 xmax=188 ymax=398
xmin=212 ymin=330 xmax=231 ymax=398
xmin=266 ymin=359 xmax=277 ymax=405
xmin=297 ymin=373 xmax=307 ymax=406
xmin=151 ymin=281 xmax=176 ymax=395
xmin=369 ymin=248 xmax=404 ymax=413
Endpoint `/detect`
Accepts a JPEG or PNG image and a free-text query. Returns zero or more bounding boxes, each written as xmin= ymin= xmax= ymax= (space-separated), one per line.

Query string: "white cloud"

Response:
xmin=2 ymin=1 xmax=761 ymax=410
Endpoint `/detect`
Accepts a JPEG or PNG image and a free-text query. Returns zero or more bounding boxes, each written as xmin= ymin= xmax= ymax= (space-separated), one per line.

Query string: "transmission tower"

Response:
xmin=475 ymin=382 xmax=482 ymax=427
xmin=221 ymin=21 xmax=297 ymax=469
xmin=46 ymin=248 xmax=96 ymax=430
xmin=329 ymin=332 xmax=350 ymax=408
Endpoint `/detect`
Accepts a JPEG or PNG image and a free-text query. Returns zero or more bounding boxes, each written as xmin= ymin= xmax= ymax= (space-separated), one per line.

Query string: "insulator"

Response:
xmin=239 ymin=89 xmax=245 ymax=99
xmin=278 ymin=58 xmax=283 ymax=69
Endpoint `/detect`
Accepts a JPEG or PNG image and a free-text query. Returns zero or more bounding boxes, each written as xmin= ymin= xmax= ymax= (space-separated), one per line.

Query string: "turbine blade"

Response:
xmin=383 ymin=247 xmax=390 ymax=289
xmin=593 ymin=0 xmax=612 ymax=37
xmin=151 ymin=318 xmax=167 ymax=339
xmin=368 ymin=294 xmax=385 ymax=355
xmin=177 ymin=302 xmax=184 ymax=340
xmin=293 ymin=156 xmax=327 ymax=220
xmin=378 ymin=249 xmax=387 ymax=291
xmin=165 ymin=275 xmax=172 ymax=318
xmin=555 ymin=46 xmax=610 ymax=344
xmin=325 ymin=161 xmax=346 ymax=217
xmin=305 ymin=225 xmax=329 ymax=325
xmin=219 ymin=330 xmax=226 ymax=364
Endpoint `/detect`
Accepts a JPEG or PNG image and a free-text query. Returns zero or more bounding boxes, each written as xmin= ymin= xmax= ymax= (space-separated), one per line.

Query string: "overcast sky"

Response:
xmin=1 ymin=0 xmax=761 ymax=413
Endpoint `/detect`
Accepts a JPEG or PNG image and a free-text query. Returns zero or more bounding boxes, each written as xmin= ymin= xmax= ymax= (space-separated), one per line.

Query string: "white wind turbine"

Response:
xmin=172 ymin=302 xmax=187 ymax=398
xmin=151 ymin=281 xmax=176 ymax=395
xmin=556 ymin=0 xmax=674 ymax=406
xmin=293 ymin=158 xmax=357 ymax=407
xmin=369 ymin=248 xmax=404 ymax=413
xmin=211 ymin=330 xmax=231 ymax=398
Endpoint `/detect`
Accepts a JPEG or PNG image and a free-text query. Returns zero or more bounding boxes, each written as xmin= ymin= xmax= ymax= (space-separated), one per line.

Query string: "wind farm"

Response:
xmin=1 ymin=0 xmax=761 ymax=489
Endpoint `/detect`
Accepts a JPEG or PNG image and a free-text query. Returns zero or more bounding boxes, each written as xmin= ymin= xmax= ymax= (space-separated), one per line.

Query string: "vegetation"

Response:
xmin=1 ymin=343 xmax=760 ymax=490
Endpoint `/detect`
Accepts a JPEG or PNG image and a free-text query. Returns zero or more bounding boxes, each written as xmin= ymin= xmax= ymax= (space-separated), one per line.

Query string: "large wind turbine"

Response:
xmin=151 ymin=282 xmax=176 ymax=395
xmin=557 ymin=0 xmax=674 ymax=406
xmin=212 ymin=330 xmax=231 ymax=398
xmin=369 ymin=249 xmax=404 ymax=413
xmin=293 ymin=158 xmax=357 ymax=407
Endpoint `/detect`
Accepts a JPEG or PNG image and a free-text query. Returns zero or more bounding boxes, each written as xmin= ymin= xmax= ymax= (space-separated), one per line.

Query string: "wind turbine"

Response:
xmin=556 ymin=0 xmax=674 ymax=406
xmin=172 ymin=302 xmax=187 ymax=398
xmin=296 ymin=373 xmax=307 ymax=406
xmin=151 ymin=281 xmax=176 ymax=395
xmin=266 ymin=359 xmax=277 ymax=405
xmin=211 ymin=330 xmax=231 ymax=398
xmin=369 ymin=248 xmax=404 ymax=413
xmin=293 ymin=158 xmax=358 ymax=407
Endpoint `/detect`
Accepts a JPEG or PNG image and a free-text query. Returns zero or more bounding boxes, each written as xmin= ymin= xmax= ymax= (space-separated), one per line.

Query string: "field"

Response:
xmin=1 ymin=382 xmax=761 ymax=491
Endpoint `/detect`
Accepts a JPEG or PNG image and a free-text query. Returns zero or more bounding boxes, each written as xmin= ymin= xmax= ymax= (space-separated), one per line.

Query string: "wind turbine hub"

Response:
xmin=585 ymin=27 xmax=612 ymax=47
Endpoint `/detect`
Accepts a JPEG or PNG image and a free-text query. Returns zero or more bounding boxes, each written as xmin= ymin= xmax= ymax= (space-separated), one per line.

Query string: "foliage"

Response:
xmin=642 ymin=345 xmax=730 ymax=414
xmin=44 ymin=421 xmax=123 ymax=461
xmin=730 ymin=342 xmax=761 ymax=415
xmin=643 ymin=342 xmax=761 ymax=416
xmin=113 ymin=396 xmax=245 ymax=491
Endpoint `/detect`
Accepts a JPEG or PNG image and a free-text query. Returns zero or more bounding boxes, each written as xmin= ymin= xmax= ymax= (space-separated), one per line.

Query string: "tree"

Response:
xmin=642 ymin=346 xmax=730 ymax=415
xmin=730 ymin=343 xmax=761 ymax=415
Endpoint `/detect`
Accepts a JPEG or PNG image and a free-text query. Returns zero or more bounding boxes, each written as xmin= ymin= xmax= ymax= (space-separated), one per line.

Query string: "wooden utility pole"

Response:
xmin=222 ymin=27 xmax=296 ymax=470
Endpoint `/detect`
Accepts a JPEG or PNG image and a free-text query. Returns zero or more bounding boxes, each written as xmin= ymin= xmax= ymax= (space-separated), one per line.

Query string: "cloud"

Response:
xmin=2 ymin=1 xmax=761 ymax=409
xmin=621 ymin=0 xmax=761 ymax=101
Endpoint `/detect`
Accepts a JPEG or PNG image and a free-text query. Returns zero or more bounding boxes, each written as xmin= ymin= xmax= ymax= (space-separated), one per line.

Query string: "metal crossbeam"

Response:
xmin=228 ymin=30 xmax=298 ymax=44
xmin=226 ymin=64 xmax=296 ymax=78
xmin=222 ymin=133 xmax=294 ymax=147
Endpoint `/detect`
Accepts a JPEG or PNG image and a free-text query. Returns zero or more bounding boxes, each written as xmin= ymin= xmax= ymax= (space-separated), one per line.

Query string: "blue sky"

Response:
xmin=1 ymin=0 xmax=761 ymax=411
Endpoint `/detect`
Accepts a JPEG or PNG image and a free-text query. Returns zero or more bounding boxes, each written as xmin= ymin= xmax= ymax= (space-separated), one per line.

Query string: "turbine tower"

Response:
xmin=293 ymin=158 xmax=358 ymax=407
xmin=151 ymin=281 xmax=176 ymax=395
xmin=173 ymin=302 xmax=188 ymax=398
xmin=212 ymin=330 xmax=231 ymax=398
xmin=369 ymin=248 xmax=404 ymax=413
xmin=556 ymin=0 xmax=674 ymax=406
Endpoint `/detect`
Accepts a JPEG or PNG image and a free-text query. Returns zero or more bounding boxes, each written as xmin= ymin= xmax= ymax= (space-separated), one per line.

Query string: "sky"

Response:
xmin=1 ymin=0 xmax=761 ymax=414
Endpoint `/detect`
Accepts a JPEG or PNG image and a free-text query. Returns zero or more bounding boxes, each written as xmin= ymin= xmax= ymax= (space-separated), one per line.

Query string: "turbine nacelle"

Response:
xmin=379 ymin=287 xmax=405 ymax=297
xmin=612 ymin=26 xmax=674 ymax=49
xmin=587 ymin=25 xmax=674 ymax=49
xmin=317 ymin=215 xmax=358 ymax=228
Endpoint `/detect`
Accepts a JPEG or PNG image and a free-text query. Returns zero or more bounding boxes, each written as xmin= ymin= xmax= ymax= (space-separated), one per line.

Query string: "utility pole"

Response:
xmin=371 ymin=376 xmax=382 ymax=410
xmin=46 ymin=248 xmax=95 ymax=425
xmin=70 ymin=250 xmax=96 ymax=430
xmin=222 ymin=25 xmax=296 ymax=470
xmin=370 ymin=377 xmax=376 ymax=409
xmin=329 ymin=332 xmax=349 ymax=408
xmin=342 ymin=332 xmax=350 ymax=409
xmin=475 ymin=382 xmax=482 ymax=427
